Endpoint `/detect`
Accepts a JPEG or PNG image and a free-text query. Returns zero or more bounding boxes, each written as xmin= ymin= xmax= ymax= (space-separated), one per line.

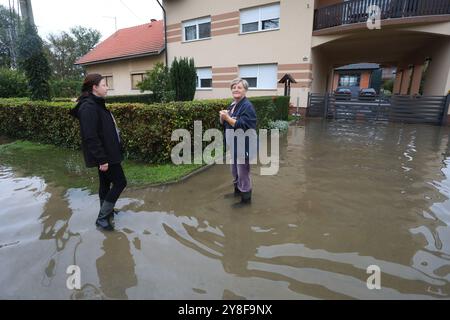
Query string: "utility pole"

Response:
xmin=19 ymin=0 xmax=35 ymax=25
xmin=7 ymin=0 xmax=18 ymax=68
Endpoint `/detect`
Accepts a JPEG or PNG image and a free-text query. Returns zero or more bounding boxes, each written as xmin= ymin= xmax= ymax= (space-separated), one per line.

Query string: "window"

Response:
xmin=196 ymin=68 xmax=212 ymax=89
xmin=131 ymin=73 xmax=145 ymax=90
xmin=240 ymin=3 xmax=280 ymax=34
xmin=104 ymin=75 xmax=114 ymax=90
xmin=183 ymin=17 xmax=211 ymax=41
xmin=239 ymin=64 xmax=277 ymax=89
xmin=339 ymin=74 xmax=360 ymax=87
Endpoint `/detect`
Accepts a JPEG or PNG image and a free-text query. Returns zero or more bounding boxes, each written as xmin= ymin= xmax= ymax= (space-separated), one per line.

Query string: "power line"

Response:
xmin=119 ymin=0 xmax=143 ymax=22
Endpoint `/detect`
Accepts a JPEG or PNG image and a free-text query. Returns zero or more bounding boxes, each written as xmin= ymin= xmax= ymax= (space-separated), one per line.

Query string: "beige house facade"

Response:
xmin=164 ymin=0 xmax=450 ymax=111
xmin=84 ymin=55 xmax=164 ymax=96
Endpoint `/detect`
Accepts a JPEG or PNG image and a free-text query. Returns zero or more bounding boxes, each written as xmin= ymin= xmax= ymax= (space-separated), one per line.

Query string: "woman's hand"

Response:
xmin=220 ymin=110 xmax=229 ymax=121
xmin=99 ymin=163 xmax=109 ymax=172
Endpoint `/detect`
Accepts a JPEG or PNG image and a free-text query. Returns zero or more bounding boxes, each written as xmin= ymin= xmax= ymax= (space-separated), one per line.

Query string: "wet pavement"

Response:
xmin=1 ymin=120 xmax=450 ymax=299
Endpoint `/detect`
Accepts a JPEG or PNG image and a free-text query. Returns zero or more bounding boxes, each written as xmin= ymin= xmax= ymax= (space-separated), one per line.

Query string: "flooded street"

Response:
xmin=1 ymin=120 xmax=450 ymax=299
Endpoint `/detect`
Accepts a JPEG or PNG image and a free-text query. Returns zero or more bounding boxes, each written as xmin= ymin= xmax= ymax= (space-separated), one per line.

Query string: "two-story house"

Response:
xmin=164 ymin=0 xmax=450 ymax=112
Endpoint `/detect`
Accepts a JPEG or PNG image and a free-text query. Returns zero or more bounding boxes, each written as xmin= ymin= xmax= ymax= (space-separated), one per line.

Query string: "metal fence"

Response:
xmin=314 ymin=0 xmax=450 ymax=30
xmin=307 ymin=93 xmax=450 ymax=125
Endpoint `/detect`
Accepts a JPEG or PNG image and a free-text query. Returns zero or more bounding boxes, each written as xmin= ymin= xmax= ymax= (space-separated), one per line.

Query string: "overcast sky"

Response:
xmin=0 ymin=0 xmax=163 ymax=41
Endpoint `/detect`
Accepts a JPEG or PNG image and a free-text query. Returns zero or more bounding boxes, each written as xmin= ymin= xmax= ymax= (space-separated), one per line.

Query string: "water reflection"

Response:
xmin=1 ymin=121 xmax=450 ymax=299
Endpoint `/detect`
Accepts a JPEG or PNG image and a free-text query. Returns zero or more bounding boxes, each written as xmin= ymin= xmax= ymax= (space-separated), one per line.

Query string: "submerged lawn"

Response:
xmin=0 ymin=140 xmax=203 ymax=190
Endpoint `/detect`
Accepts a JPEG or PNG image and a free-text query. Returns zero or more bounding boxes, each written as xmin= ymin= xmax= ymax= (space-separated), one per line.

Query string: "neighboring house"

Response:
xmin=333 ymin=63 xmax=381 ymax=95
xmin=163 ymin=0 xmax=450 ymax=111
xmin=75 ymin=20 xmax=165 ymax=96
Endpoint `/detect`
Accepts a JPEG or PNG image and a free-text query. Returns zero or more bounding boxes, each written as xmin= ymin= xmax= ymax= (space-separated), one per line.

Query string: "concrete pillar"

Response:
xmin=410 ymin=64 xmax=424 ymax=95
xmin=400 ymin=68 xmax=413 ymax=94
xmin=393 ymin=71 xmax=402 ymax=94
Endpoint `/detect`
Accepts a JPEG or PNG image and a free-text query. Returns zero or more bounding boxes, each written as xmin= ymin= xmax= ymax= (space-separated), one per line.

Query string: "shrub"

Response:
xmin=170 ymin=57 xmax=197 ymax=101
xmin=17 ymin=22 xmax=52 ymax=101
xmin=105 ymin=94 xmax=156 ymax=104
xmin=137 ymin=62 xmax=174 ymax=103
xmin=49 ymin=79 xmax=82 ymax=98
xmin=0 ymin=68 xmax=29 ymax=98
xmin=0 ymin=95 xmax=289 ymax=163
xmin=268 ymin=120 xmax=289 ymax=133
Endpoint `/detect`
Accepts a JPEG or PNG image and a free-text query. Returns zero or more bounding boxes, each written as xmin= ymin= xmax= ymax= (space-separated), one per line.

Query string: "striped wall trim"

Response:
xmin=278 ymin=82 xmax=312 ymax=89
xmin=278 ymin=63 xmax=313 ymax=71
xmin=213 ymin=82 xmax=233 ymax=89
xmin=167 ymin=23 xmax=181 ymax=31
xmin=167 ymin=36 xmax=182 ymax=43
xmin=211 ymin=18 xmax=240 ymax=29
xmin=212 ymin=67 xmax=238 ymax=74
xmin=167 ymin=29 xmax=181 ymax=37
xmin=211 ymin=11 xmax=239 ymax=22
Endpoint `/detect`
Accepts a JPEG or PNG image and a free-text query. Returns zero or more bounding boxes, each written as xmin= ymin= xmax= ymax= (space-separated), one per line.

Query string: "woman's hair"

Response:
xmin=230 ymin=78 xmax=249 ymax=91
xmin=77 ymin=73 xmax=104 ymax=101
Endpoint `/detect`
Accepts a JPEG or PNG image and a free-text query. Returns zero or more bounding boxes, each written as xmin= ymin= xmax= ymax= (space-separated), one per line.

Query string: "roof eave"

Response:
xmin=75 ymin=48 xmax=165 ymax=66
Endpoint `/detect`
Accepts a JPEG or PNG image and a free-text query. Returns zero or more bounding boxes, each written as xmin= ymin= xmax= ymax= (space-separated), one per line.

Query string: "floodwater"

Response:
xmin=1 ymin=120 xmax=450 ymax=299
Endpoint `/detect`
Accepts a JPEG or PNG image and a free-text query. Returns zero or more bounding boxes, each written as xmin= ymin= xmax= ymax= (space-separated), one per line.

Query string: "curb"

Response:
xmin=126 ymin=163 xmax=216 ymax=191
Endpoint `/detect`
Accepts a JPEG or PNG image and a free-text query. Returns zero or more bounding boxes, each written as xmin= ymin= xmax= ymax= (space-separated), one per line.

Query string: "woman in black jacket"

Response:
xmin=70 ymin=74 xmax=127 ymax=231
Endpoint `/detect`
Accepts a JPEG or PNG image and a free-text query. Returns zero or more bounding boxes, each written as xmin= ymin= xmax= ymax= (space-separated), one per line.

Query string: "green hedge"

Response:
xmin=49 ymin=79 xmax=83 ymax=98
xmin=0 ymin=95 xmax=289 ymax=163
xmin=106 ymin=94 xmax=156 ymax=104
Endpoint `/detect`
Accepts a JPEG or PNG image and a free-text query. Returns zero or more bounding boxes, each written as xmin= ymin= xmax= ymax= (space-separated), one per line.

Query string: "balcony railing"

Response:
xmin=313 ymin=0 xmax=450 ymax=31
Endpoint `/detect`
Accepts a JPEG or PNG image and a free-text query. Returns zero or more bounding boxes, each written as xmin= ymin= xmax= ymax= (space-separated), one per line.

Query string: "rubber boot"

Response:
xmin=96 ymin=201 xmax=115 ymax=231
xmin=100 ymin=199 xmax=119 ymax=217
xmin=232 ymin=191 xmax=252 ymax=208
xmin=224 ymin=184 xmax=241 ymax=199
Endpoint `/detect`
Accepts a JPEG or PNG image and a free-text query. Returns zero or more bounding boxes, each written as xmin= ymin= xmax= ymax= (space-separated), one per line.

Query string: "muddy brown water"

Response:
xmin=1 ymin=120 xmax=450 ymax=299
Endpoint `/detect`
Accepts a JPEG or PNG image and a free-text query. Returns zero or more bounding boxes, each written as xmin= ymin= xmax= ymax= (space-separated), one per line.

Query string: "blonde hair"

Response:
xmin=230 ymin=78 xmax=249 ymax=91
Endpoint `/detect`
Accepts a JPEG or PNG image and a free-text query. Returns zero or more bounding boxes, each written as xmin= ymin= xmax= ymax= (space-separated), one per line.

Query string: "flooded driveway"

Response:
xmin=1 ymin=120 xmax=450 ymax=299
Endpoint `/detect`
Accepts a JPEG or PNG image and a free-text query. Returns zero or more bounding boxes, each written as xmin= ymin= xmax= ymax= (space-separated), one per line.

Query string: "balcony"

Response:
xmin=313 ymin=0 xmax=450 ymax=31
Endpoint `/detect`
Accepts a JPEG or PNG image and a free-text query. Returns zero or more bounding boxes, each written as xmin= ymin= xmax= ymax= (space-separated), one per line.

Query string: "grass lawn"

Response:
xmin=0 ymin=140 xmax=204 ymax=190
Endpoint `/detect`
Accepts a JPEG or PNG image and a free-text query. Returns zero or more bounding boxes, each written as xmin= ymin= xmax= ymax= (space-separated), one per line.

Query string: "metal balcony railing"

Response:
xmin=313 ymin=0 xmax=450 ymax=30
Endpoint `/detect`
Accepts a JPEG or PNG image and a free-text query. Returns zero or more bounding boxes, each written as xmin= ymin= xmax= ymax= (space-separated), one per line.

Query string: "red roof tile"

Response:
xmin=76 ymin=20 xmax=164 ymax=65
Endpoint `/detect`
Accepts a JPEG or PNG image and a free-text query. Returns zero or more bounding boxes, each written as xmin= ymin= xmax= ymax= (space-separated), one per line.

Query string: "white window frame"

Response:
xmin=239 ymin=64 xmax=278 ymax=90
xmin=183 ymin=16 xmax=211 ymax=42
xmin=196 ymin=67 xmax=212 ymax=89
xmin=240 ymin=3 xmax=280 ymax=34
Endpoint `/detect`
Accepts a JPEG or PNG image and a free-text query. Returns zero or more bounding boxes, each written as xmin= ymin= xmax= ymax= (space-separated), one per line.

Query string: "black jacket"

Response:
xmin=70 ymin=94 xmax=123 ymax=168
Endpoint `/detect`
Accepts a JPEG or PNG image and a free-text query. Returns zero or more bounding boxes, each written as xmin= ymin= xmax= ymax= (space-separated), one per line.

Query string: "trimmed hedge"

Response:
xmin=0 ymin=95 xmax=289 ymax=163
xmin=49 ymin=79 xmax=83 ymax=98
xmin=106 ymin=94 xmax=156 ymax=104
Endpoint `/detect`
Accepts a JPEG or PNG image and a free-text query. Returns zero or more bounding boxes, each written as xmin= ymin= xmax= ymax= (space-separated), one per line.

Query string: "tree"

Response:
xmin=0 ymin=68 xmax=28 ymax=97
xmin=138 ymin=62 xmax=174 ymax=102
xmin=0 ymin=4 xmax=20 ymax=69
xmin=170 ymin=57 xmax=197 ymax=101
xmin=17 ymin=21 xmax=51 ymax=100
xmin=46 ymin=26 xmax=101 ymax=80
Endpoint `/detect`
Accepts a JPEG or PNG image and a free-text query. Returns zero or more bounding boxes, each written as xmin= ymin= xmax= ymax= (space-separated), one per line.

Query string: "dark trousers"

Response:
xmin=98 ymin=163 xmax=127 ymax=204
